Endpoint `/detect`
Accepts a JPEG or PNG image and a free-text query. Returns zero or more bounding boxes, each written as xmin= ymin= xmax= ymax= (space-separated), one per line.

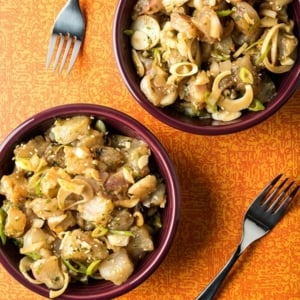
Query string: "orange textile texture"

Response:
xmin=1 ymin=1 xmax=300 ymax=299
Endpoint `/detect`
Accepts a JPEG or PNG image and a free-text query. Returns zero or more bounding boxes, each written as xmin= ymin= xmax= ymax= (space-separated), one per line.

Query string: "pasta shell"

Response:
xmin=219 ymin=84 xmax=254 ymax=112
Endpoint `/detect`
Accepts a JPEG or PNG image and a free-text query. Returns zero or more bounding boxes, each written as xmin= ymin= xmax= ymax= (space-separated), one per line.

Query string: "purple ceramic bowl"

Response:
xmin=113 ymin=0 xmax=300 ymax=135
xmin=0 ymin=104 xmax=180 ymax=300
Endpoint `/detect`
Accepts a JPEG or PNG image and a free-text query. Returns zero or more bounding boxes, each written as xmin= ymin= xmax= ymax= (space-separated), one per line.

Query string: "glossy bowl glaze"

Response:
xmin=0 ymin=104 xmax=180 ymax=300
xmin=113 ymin=0 xmax=300 ymax=135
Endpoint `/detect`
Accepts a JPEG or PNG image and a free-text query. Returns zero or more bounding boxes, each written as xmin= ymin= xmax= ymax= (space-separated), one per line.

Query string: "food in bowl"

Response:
xmin=0 ymin=115 xmax=168 ymax=298
xmin=125 ymin=0 xmax=298 ymax=122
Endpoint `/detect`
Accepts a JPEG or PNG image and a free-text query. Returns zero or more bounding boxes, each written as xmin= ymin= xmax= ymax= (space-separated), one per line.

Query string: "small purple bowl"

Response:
xmin=113 ymin=0 xmax=300 ymax=135
xmin=0 ymin=104 xmax=180 ymax=300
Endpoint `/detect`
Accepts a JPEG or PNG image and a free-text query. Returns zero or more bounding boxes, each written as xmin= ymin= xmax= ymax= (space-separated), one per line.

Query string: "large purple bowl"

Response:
xmin=113 ymin=0 xmax=300 ymax=135
xmin=0 ymin=104 xmax=180 ymax=300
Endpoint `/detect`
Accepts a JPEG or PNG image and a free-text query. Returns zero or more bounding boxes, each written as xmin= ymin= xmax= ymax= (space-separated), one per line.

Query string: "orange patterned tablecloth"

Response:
xmin=1 ymin=1 xmax=300 ymax=299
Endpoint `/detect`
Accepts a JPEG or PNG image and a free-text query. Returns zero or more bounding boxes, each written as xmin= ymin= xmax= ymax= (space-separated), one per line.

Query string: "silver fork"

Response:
xmin=46 ymin=0 xmax=85 ymax=73
xmin=196 ymin=174 xmax=300 ymax=300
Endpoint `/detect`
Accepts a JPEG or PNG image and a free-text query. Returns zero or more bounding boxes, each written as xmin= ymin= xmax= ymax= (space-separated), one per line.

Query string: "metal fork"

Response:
xmin=196 ymin=174 xmax=300 ymax=300
xmin=46 ymin=0 xmax=85 ymax=73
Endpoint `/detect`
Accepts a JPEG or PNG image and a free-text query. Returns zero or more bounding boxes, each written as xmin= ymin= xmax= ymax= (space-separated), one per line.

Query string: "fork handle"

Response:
xmin=195 ymin=245 xmax=241 ymax=300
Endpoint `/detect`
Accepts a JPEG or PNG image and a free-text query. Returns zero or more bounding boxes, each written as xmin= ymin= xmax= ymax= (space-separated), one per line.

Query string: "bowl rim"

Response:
xmin=112 ymin=0 xmax=300 ymax=135
xmin=0 ymin=103 xmax=181 ymax=300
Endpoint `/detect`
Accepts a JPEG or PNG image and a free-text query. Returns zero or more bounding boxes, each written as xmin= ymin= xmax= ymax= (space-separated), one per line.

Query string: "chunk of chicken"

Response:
xmin=49 ymin=116 xmax=90 ymax=145
xmin=162 ymin=0 xmax=190 ymax=13
xmin=231 ymin=1 xmax=261 ymax=44
xmin=133 ymin=0 xmax=164 ymax=18
xmin=99 ymin=249 xmax=134 ymax=285
xmin=110 ymin=135 xmax=151 ymax=178
xmin=28 ymin=197 xmax=63 ymax=220
xmin=0 ymin=173 xmax=27 ymax=204
xmin=4 ymin=206 xmax=27 ymax=238
xmin=60 ymin=229 xmax=108 ymax=262
xmin=64 ymin=146 xmax=94 ymax=175
xmin=127 ymin=225 xmax=154 ymax=262
xmin=108 ymin=209 xmax=134 ymax=230
xmin=14 ymin=136 xmax=49 ymax=160
xmin=77 ymin=195 xmax=114 ymax=226
xmin=170 ymin=12 xmax=199 ymax=39
xmin=191 ymin=7 xmax=223 ymax=43
xmin=104 ymin=169 xmax=131 ymax=199
xmin=20 ymin=227 xmax=54 ymax=254
xmin=31 ymin=256 xmax=65 ymax=290
xmin=95 ymin=146 xmax=125 ymax=171
xmin=38 ymin=167 xmax=70 ymax=198
xmin=77 ymin=129 xmax=105 ymax=149
xmin=47 ymin=211 xmax=77 ymax=234
xmin=128 ymin=174 xmax=157 ymax=200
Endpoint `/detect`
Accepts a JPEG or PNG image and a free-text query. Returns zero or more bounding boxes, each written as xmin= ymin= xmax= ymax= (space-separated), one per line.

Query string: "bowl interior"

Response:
xmin=113 ymin=0 xmax=300 ymax=135
xmin=0 ymin=104 xmax=180 ymax=300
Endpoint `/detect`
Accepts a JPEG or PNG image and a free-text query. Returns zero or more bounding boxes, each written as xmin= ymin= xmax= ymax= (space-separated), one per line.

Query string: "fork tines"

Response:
xmin=262 ymin=174 xmax=300 ymax=213
xmin=46 ymin=33 xmax=82 ymax=74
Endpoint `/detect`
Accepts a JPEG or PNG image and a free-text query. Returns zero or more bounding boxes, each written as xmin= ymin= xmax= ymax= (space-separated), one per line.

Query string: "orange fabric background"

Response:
xmin=1 ymin=0 xmax=300 ymax=299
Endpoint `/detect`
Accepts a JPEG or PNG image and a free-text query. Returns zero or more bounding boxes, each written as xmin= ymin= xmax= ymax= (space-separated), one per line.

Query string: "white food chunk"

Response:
xmin=4 ymin=206 xmax=27 ymax=238
xmin=0 ymin=174 xmax=27 ymax=203
xmin=60 ymin=229 xmax=108 ymax=262
xmin=50 ymin=116 xmax=90 ymax=145
xmin=64 ymin=146 xmax=94 ymax=175
xmin=99 ymin=249 xmax=134 ymax=285
xmin=20 ymin=227 xmax=54 ymax=254
xmin=107 ymin=233 xmax=130 ymax=247
xmin=29 ymin=197 xmax=63 ymax=220
xmin=128 ymin=174 xmax=157 ymax=200
xmin=143 ymin=182 xmax=166 ymax=208
xmin=47 ymin=212 xmax=76 ymax=233
xmin=39 ymin=167 xmax=70 ymax=198
xmin=31 ymin=256 xmax=65 ymax=290
xmin=78 ymin=195 xmax=114 ymax=226
xmin=127 ymin=225 xmax=154 ymax=261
